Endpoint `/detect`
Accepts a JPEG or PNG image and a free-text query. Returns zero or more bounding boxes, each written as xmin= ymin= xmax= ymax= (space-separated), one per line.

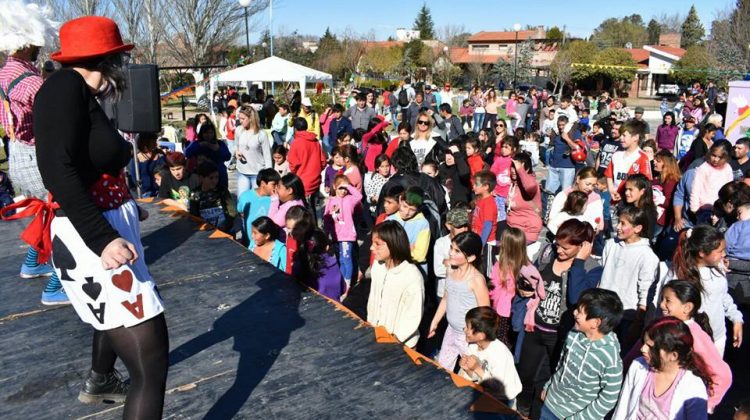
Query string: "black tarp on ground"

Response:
xmin=0 ymin=202 xmax=516 ymax=419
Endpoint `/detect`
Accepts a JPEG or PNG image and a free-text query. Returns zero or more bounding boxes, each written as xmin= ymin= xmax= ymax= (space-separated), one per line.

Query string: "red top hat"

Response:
xmin=51 ymin=16 xmax=134 ymax=64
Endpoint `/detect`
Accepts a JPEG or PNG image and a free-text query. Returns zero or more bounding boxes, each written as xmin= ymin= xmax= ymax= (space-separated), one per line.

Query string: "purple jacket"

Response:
xmin=656 ymin=124 xmax=679 ymax=151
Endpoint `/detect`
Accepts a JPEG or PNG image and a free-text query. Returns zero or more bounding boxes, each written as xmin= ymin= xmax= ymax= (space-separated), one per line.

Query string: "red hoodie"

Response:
xmin=288 ymin=131 xmax=327 ymax=196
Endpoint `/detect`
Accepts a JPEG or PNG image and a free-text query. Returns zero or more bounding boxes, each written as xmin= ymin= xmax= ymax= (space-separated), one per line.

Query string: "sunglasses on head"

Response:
xmin=417 ymin=120 xmax=430 ymax=125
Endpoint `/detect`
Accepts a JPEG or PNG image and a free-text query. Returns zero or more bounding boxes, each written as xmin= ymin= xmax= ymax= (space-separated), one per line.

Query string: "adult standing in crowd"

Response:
xmin=34 ymin=16 xmax=168 ymax=418
xmin=0 ymin=1 xmax=68 ymax=305
xmin=345 ymin=93 xmax=376 ymax=131
xmin=234 ymin=106 xmax=272 ymax=198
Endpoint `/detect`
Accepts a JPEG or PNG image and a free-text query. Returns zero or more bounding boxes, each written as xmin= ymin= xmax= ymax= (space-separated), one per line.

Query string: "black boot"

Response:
xmin=78 ymin=369 xmax=128 ymax=404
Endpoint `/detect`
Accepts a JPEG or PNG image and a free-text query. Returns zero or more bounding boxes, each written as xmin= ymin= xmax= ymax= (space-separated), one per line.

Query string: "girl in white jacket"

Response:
xmin=367 ymin=220 xmax=425 ymax=348
xmin=613 ymin=317 xmax=709 ymax=420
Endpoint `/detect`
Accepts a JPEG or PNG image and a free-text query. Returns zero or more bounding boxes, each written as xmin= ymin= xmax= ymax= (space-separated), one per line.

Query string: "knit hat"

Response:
xmin=446 ymin=206 xmax=470 ymax=227
xmin=0 ymin=1 xmax=57 ymax=53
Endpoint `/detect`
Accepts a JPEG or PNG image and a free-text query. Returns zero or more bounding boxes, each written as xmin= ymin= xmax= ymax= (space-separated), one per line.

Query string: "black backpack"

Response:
xmin=397 ymin=88 xmax=409 ymax=107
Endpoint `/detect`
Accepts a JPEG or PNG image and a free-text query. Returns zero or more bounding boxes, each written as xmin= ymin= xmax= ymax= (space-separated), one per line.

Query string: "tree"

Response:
xmin=437 ymin=25 xmax=471 ymax=47
xmin=412 ymin=3 xmax=435 ymax=40
xmin=161 ymin=0 xmax=268 ymax=74
xmin=359 ymin=46 xmax=404 ymax=76
xmin=591 ymin=16 xmax=648 ymax=48
xmin=547 ymin=26 xmax=564 ymax=42
xmin=707 ymin=13 xmax=747 ymax=84
xmin=466 ymin=62 xmax=490 ymax=86
xmin=314 ymin=27 xmax=341 ymax=74
xmin=681 ymin=5 xmax=705 ymax=48
xmin=656 ymin=12 xmax=685 ymax=32
xmin=491 ymin=40 xmax=533 ymax=87
xmin=672 ymin=45 xmax=712 ymax=85
xmin=562 ymin=40 xmax=599 ymax=81
xmin=647 ymin=19 xmax=661 ymax=45
xmin=730 ymin=0 xmax=750 ymax=67
xmin=549 ymin=50 xmax=573 ymax=95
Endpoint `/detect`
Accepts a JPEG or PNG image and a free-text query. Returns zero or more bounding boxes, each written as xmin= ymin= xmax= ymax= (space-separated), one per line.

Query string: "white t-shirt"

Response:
xmin=459 ymin=340 xmax=522 ymax=400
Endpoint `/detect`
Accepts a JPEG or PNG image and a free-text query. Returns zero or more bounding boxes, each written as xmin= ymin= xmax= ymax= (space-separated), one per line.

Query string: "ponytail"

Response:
xmin=671 ymin=226 xmax=724 ymax=295
xmin=661 ymin=281 xmax=713 ymax=337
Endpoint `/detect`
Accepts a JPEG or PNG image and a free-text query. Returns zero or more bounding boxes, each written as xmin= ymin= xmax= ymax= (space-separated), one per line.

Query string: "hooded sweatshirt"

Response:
xmin=544 ymin=330 xmax=623 ymax=420
xmin=599 ymin=237 xmax=659 ymax=313
xmin=288 ymin=131 xmax=327 ymax=196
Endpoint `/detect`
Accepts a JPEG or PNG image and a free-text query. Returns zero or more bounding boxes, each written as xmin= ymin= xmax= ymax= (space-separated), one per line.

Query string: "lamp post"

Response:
xmin=513 ymin=23 xmax=521 ymax=90
xmin=238 ymin=0 xmax=251 ymax=56
xmin=442 ymin=45 xmax=449 ymax=84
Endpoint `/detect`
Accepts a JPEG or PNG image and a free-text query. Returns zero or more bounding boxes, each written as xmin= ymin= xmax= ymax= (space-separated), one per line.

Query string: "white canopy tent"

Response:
xmin=209 ymin=56 xmax=334 ymax=118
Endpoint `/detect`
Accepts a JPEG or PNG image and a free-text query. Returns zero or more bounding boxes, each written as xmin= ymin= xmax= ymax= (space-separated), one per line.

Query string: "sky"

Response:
xmin=243 ymin=0 xmax=732 ymax=43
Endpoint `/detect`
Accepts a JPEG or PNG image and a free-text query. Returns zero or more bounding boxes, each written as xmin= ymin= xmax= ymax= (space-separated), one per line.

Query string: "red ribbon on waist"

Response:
xmin=0 ymin=194 xmax=59 ymax=264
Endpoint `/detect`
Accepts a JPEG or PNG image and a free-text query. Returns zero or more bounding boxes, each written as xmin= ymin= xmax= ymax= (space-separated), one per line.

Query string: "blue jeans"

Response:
xmin=236 ymin=173 xmax=257 ymax=198
xmin=271 ymin=131 xmax=285 ymax=146
xmin=338 ymin=241 xmax=355 ymax=286
xmin=540 ymin=404 xmax=559 ymax=420
xmin=544 ymin=166 xmax=576 ymax=195
xmin=473 ymin=113 xmax=485 ymax=133
xmin=494 ymin=196 xmax=507 ymax=222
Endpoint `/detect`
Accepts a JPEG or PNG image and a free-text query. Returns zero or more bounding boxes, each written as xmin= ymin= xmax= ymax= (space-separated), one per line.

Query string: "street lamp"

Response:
xmin=238 ymin=0 xmax=251 ymax=56
xmin=513 ymin=23 xmax=521 ymax=90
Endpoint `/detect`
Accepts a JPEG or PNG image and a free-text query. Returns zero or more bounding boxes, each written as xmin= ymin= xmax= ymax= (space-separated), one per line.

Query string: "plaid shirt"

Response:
xmin=0 ymin=57 xmax=42 ymax=145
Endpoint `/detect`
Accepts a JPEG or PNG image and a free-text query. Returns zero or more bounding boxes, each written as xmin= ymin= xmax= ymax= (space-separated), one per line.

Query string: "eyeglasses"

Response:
xmin=417 ymin=120 xmax=430 ymax=125
xmin=496 ymin=124 xmax=505 ymax=128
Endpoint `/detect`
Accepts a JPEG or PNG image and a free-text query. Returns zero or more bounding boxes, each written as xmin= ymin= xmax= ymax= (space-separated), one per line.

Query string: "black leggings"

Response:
xmin=485 ymin=113 xmax=498 ymax=130
xmin=516 ymin=329 xmax=560 ymax=419
xmin=92 ymin=313 xmax=169 ymax=420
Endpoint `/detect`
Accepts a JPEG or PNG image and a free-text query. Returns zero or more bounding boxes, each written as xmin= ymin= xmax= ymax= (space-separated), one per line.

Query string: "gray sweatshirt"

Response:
xmin=599 ymin=238 xmax=659 ymax=312
xmin=235 ymin=126 xmax=272 ymax=175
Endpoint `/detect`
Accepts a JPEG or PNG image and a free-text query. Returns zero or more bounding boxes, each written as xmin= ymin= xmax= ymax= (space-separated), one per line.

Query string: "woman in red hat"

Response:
xmin=33 ymin=16 xmax=168 ymax=418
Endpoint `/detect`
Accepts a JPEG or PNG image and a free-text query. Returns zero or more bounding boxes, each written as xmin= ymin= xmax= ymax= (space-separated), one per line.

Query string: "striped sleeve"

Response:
xmin=573 ymin=354 xmax=623 ymax=419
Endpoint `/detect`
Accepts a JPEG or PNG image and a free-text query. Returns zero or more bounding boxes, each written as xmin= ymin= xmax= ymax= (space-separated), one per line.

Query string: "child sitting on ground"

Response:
xmin=542 ymin=288 xmax=624 ymax=419
xmin=189 ymin=161 xmax=236 ymax=233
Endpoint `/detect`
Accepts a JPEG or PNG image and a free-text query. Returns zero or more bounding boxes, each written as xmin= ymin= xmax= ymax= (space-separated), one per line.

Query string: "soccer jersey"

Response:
xmin=604 ymin=149 xmax=652 ymax=194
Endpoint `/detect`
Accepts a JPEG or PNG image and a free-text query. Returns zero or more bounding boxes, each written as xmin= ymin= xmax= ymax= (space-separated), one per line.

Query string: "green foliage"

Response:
xmin=491 ymin=40 xmax=534 ymax=86
xmin=707 ymin=17 xmax=747 ymax=85
xmin=591 ymin=16 xmax=648 ymax=48
xmin=681 ymin=5 xmax=705 ymax=48
xmin=647 ymin=19 xmax=661 ymax=45
xmin=413 ymin=3 xmax=435 ymax=40
xmin=359 ymin=46 xmax=404 ymax=76
xmin=672 ymin=45 xmax=712 ymax=84
xmin=432 ymin=60 xmax=462 ymax=85
xmin=547 ymin=26 xmax=564 ymax=42
xmin=730 ymin=0 xmax=750 ymax=62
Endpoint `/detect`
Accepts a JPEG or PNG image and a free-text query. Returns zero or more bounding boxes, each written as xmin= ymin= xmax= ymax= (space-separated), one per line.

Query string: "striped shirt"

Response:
xmin=544 ymin=330 xmax=623 ymax=419
xmin=0 ymin=57 xmax=42 ymax=145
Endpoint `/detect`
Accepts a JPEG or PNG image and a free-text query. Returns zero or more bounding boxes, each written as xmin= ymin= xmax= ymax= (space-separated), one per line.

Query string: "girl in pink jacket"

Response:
xmin=324 ymin=175 xmax=363 ymax=288
xmin=490 ymin=227 xmax=542 ymax=346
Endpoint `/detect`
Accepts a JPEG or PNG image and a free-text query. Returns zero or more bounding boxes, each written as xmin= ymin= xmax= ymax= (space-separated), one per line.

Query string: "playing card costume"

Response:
xmin=25 ymin=16 xmax=168 ymax=415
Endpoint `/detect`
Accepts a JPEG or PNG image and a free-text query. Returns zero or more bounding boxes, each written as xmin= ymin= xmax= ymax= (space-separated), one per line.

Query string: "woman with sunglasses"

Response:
xmin=410 ymin=110 xmax=444 ymax=167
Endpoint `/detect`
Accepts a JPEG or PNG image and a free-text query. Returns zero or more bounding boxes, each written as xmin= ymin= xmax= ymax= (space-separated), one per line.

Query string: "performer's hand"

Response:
xmin=101 ymin=238 xmax=138 ymax=270
xmin=138 ymin=206 xmax=149 ymax=221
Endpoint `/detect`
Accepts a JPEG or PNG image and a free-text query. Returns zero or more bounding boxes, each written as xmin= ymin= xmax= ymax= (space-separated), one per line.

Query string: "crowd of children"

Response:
xmin=128 ymin=84 xmax=750 ymax=419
